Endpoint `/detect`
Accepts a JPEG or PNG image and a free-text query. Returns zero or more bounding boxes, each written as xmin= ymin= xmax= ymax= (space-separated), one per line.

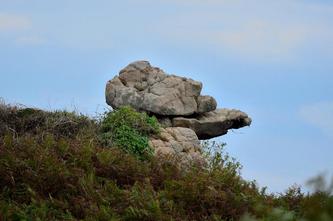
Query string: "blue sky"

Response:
xmin=1 ymin=0 xmax=332 ymax=192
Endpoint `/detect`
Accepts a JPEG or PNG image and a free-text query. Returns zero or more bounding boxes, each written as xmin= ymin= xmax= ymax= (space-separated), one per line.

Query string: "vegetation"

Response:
xmin=0 ymin=102 xmax=332 ymax=221
xmin=100 ymin=106 xmax=160 ymax=160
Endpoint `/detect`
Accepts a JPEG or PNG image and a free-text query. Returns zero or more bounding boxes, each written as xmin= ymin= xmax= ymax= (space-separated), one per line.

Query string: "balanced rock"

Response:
xmin=106 ymin=61 xmax=217 ymax=116
xmin=149 ymin=127 xmax=204 ymax=164
xmin=172 ymin=109 xmax=252 ymax=140
xmin=105 ymin=61 xmax=252 ymax=164
xmin=106 ymin=60 xmax=251 ymax=142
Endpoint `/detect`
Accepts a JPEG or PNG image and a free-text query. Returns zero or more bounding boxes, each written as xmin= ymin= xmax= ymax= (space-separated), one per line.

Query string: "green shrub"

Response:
xmin=100 ymin=106 xmax=160 ymax=159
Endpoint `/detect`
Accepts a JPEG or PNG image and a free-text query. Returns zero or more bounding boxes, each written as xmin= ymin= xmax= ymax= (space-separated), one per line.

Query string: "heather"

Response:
xmin=0 ymin=103 xmax=332 ymax=221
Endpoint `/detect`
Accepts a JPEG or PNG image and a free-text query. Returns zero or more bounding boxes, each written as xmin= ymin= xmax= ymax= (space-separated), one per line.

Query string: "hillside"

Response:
xmin=0 ymin=103 xmax=332 ymax=221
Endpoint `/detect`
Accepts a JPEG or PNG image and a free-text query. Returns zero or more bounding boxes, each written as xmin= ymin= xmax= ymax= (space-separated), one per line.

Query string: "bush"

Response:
xmin=100 ymin=106 xmax=160 ymax=160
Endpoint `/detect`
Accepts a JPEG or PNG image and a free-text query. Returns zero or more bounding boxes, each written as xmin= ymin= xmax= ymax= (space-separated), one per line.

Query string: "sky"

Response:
xmin=1 ymin=0 xmax=332 ymax=193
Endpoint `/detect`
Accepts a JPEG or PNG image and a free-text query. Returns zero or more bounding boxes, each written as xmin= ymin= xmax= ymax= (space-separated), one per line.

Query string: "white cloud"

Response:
xmin=15 ymin=35 xmax=46 ymax=46
xmin=213 ymin=21 xmax=310 ymax=59
xmin=0 ymin=13 xmax=31 ymax=31
xmin=151 ymin=0 xmax=333 ymax=62
xmin=2 ymin=0 xmax=332 ymax=55
xmin=300 ymin=101 xmax=333 ymax=137
xmin=0 ymin=12 xmax=46 ymax=46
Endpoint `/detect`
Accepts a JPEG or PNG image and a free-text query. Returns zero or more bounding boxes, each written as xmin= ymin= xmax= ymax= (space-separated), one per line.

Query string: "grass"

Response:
xmin=0 ymin=102 xmax=332 ymax=221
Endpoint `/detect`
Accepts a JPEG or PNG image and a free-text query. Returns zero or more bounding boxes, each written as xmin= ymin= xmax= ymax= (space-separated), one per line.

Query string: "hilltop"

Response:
xmin=0 ymin=102 xmax=332 ymax=221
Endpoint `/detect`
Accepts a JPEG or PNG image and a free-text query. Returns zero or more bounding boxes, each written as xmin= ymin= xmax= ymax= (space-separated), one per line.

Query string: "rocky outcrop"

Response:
xmin=105 ymin=60 xmax=251 ymax=163
xmin=149 ymin=127 xmax=204 ymax=164
xmin=172 ymin=109 xmax=252 ymax=139
xmin=106 ymin=61 xmax=216 ymax=116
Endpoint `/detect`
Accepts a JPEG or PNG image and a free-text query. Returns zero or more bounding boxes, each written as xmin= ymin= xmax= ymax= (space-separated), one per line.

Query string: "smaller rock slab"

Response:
xmin=172 ymin=109 xmax=252 ymax=140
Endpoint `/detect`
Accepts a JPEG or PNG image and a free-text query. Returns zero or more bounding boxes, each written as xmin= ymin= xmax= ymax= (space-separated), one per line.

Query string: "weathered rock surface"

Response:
xmin=172 ymin=109 xmax=252 ymax=140
xmin=149 ymin=127 xmax=204 ymax=164
xmin=106 ymin=61 xmax=217 ymax=116
xmin=197 ymin=95 xmax=217 ymax=114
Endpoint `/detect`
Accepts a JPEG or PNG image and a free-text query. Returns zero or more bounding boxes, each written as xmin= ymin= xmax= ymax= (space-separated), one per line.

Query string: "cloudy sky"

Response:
xmin=1 ymin=0 xmax=332 ymax=192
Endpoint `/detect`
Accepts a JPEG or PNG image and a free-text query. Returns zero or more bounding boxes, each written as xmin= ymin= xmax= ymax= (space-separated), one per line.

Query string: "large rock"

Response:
xmin=172 ymin=109 xmax=252 ymax=139
xmin=149 ymin=127 xmax=204 ymax=165
xmin=106 ymin=61 xmax=217 ymax=116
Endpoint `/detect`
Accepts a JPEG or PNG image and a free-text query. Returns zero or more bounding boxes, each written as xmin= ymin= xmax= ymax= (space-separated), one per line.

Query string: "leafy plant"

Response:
xmin=100 ymin=106 xmax=160 ymax=159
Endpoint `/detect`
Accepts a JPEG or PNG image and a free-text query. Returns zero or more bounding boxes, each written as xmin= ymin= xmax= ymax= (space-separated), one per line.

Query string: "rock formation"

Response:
xmin=106 ymin=61 xmax=251 ymax=162
xmin=106 ymin=61 xmax=216 ymax=116
xmin=172 ymin=109 xmax=252 ymax=140
xmin=149 ymin=127 xmax=204 ymax=165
